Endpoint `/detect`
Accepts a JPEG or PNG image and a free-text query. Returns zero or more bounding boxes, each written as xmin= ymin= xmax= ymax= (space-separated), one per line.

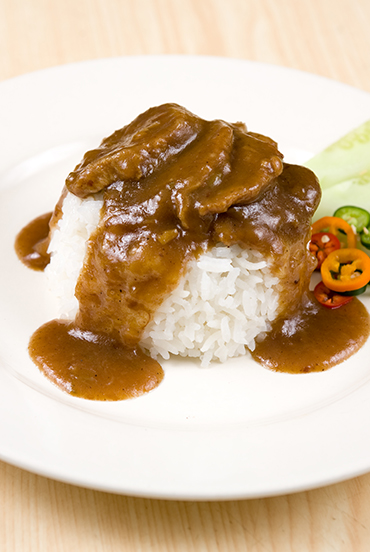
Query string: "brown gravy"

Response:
xmin=29 ymin=319 xmax=163 ymax=401
xmin=14 ymin=103 xmax=370 ymax=400
xmin=15 ymin=212 xmax=52 ymax=271
xmin=252 ymin=292 xmax=370 ymax=373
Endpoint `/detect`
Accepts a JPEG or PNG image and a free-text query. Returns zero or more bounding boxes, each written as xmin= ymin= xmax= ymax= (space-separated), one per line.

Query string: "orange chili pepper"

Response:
xmin=321 ymin=248 xmax=370 ymax=292
xmin=311 ymin=216 xmax=356 ymax=249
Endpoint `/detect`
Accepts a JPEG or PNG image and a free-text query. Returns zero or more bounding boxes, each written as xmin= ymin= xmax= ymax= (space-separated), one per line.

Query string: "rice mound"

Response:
xmin=46 ymin=192 xmax=282 ymax=366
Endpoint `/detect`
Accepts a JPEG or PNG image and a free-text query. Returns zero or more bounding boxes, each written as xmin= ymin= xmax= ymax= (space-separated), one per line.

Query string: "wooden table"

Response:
xmin=2 ymin=0 xmax=370 ymax=550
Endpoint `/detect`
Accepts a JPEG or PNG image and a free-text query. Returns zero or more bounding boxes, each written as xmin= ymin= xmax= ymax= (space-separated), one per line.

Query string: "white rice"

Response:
xmin=46 ymin=192 xmax=282 ymax=366
xmin=45 ymin=192 xmax=104 ymax=318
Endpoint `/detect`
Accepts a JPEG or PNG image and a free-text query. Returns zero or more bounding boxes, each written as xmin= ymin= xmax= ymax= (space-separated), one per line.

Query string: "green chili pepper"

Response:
xmin=333 ymin=205 xmax=370 ymax=233
xmin=361 ymin=227 xmax=370 ymax=249
xmin=340 ymin=284 xmax=368 ymax=296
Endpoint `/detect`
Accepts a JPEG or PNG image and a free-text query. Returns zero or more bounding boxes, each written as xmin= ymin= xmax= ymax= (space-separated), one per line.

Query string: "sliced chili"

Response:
xmin=360 ymin=227 xmax=370 ymax=250
xmin=340 ymin=284 xmax=368 ymax=297
xmin=311 ymin=216 xmax=357 ymax=249
xmin=313 ymin=281 xmax=353 ymax=309
xmin=309 ymin=232 xmax=341 ymax=269
xmin=321 ymin=248 xmax=370 ymax=292
xmin=334 ymin=206 xmax=370 ymax=234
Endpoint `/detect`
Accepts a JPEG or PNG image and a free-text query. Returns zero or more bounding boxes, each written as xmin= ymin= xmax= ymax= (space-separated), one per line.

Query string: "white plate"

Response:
xmin=1 ymin=56 xmax=370 ymax=500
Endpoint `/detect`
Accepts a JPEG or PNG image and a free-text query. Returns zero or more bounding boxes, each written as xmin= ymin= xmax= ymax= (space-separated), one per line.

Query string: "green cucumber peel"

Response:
xmin=304 ymin=120 xmax=370 ymax=221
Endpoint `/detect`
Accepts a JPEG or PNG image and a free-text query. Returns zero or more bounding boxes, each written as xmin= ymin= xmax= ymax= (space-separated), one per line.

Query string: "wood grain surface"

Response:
xmin=2 ymin=0 xmax=370 ymax=550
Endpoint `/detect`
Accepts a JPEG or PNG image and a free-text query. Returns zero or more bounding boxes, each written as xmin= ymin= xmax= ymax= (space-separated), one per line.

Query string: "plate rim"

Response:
xmin=1 ymin=54 xmax=370 ymax=500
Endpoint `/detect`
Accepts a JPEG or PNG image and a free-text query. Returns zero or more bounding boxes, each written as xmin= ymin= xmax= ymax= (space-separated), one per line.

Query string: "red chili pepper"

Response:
xmin=309 ymin=232 xmax=341 ymax=270
xmin=313 ymin=281 xmax=353 ymax=309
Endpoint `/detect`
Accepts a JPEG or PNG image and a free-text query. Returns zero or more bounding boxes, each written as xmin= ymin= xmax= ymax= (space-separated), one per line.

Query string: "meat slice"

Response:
xmin=66 ymin=103 xmax=202 ymax=197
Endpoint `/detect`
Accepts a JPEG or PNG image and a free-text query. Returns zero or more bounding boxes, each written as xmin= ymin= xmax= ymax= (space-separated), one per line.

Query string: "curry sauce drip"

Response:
xmin=252 ymin=292 xmax=370 ymax=373
xmin=15 ymin=212 xmax=52 ymax=271
xmin=14 ymin=103 xmax=369 ymax=401
xmin=29 ymin=319 xmax=163 ymax=401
